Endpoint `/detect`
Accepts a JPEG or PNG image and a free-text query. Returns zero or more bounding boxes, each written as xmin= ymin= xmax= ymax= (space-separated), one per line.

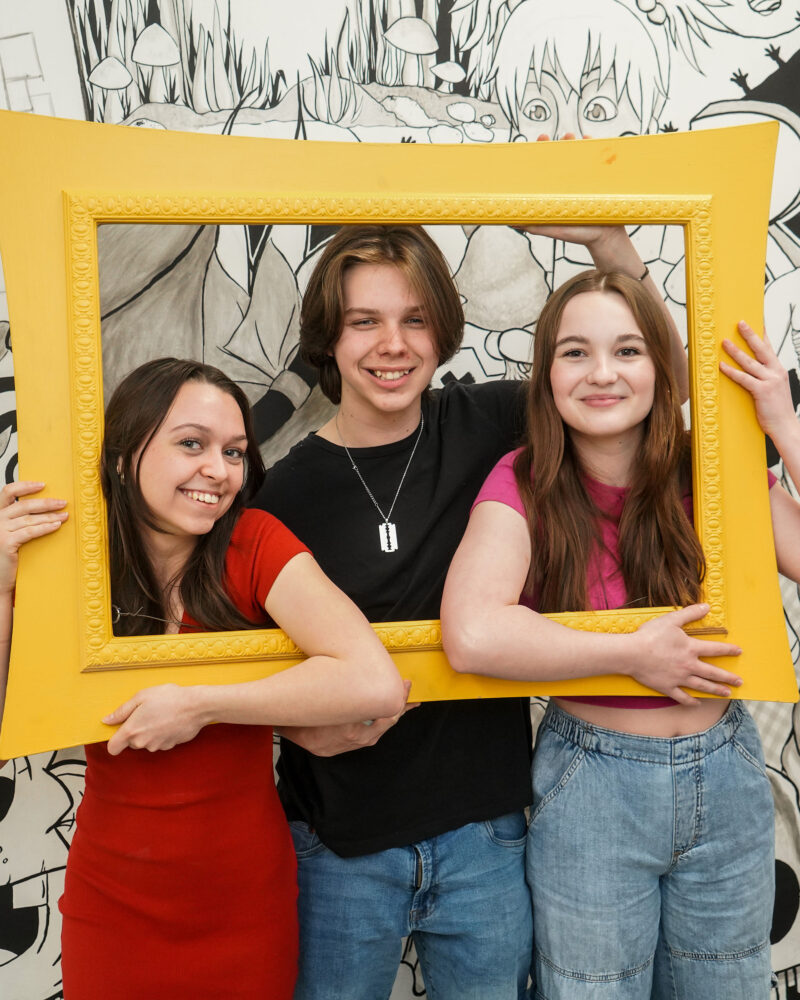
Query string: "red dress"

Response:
xmin=60 ymin=510 xmax=307 ymax=999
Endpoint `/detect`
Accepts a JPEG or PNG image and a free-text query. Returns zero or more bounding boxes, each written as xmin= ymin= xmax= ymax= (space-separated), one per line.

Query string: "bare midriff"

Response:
xmin=552 ymin=696 xmax=730 ymax=738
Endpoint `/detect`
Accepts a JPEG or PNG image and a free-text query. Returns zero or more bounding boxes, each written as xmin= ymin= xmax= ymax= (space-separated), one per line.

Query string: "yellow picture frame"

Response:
xmin=0 ymin=110 xmax=793 ymax=758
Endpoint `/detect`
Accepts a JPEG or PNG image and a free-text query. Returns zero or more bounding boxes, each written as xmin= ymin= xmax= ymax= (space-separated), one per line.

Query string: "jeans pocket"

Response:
xmin=732 ymin=738 xmax=768 ymax=778
xmin=484 ymin=809 xmax=529 ymax=847
xmin=731 ymin=713 xmax=768 ymax=778
xmin=288 ymin=820 xmax=326 ymax=859
xmin=530 ymin=731 xmax=587 ymax=825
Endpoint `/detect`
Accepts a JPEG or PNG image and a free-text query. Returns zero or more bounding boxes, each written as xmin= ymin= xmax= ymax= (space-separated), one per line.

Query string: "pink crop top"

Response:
xmin=472 ymin=449 xmax=777 ymax=709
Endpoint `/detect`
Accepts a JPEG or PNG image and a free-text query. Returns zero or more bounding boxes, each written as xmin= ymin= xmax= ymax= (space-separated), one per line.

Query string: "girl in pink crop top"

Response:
xmin=441 ymin=270 xmax=794 ymax=999
xmin=443 ymin=271 xmax=745 ymax=724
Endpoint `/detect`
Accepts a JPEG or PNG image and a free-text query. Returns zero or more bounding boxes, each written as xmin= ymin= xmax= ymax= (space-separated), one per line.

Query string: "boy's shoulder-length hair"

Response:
xmin=299 ymin=225 xmax=465 ymax=404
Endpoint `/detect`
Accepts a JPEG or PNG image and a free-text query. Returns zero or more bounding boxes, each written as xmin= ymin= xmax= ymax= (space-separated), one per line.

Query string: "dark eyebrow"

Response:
xmin=343 ymin=305 xmax=426 ymax=316
xmin=555 ymin=333 xmax=646 ymax=348
xmin=554 ymin=335 xmax=589 ymax=347
xmin=170 ymin=422 xmax=247 ymax=442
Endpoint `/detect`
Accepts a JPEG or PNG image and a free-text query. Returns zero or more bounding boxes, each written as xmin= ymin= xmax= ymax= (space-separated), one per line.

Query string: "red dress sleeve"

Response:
xmin=222 ymin=508 xmax=310 ymax=624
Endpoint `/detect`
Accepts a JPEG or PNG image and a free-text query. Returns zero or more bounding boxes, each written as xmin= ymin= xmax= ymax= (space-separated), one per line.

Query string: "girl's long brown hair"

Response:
xmin=513 ymin=270 xmax=704 ymax=612
xmin=100 ymin=358 xmax=266 ymax=636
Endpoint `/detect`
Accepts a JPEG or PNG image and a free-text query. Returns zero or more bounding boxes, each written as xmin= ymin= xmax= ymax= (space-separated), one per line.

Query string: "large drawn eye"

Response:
xmin=522 ymin=99 xmax=551 ymax=123
xmin=583 ymin=96 xmax=617 ymax=123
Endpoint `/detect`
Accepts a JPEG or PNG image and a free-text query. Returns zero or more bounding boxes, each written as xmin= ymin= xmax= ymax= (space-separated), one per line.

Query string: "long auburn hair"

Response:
xmin=100 ymin=358 xmax=266 ymax=636
xmin=513 ymin=270 xmax=704 ymax=612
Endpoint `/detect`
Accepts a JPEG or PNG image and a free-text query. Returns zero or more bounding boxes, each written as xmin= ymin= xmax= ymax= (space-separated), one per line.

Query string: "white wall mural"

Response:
xmin=1 ymin=0 xmax=800 ymax=995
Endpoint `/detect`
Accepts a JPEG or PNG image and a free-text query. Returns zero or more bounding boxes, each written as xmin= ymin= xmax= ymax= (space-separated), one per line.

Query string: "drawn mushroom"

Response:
xmin=384 ymin=17 xmax=439 ymax=88
xmin=132 ymin=23 xmax=181 ymax=104
xmin=431 ymin=61 xmax=466 ymax=95
xmin=87 ymin=55 xmax=133 ymax=123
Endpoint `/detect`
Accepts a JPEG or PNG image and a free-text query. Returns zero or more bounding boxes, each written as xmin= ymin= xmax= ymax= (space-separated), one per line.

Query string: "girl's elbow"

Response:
xmin=377 ymin=667 xmax=407 ymax=717
xmin=361 ymin=652 xmax=406 ymax=718
xmin=442 ymin=621 xmax=485 ymax=674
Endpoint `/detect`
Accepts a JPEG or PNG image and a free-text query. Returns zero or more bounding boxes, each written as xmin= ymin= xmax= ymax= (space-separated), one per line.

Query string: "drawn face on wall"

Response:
xmin=516 ymin=58 xmax=648 ymax=141
xmin=0 ymin=752 xmax=85 ymax=999
xmin=686 ymin=0 xmax=800 ymax=38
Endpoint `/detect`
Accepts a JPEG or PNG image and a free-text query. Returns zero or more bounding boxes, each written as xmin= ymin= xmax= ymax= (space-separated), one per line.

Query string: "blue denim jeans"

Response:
xmin=289 ymin=812 xmax=532 ymax=1000
xmin=527 ymin=701 xmax=775 ymax=1000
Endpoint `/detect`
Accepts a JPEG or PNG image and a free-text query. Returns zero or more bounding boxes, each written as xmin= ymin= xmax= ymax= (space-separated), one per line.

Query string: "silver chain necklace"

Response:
xmin=336 ymin=413 xmax=425 ymax=553
xmin=111 ymin=605 xmax=200 ymax=631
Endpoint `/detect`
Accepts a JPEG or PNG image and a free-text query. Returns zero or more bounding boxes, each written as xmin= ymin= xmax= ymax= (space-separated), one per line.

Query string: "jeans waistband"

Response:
xmin=541 ymin=700 xmax=748 ymax=765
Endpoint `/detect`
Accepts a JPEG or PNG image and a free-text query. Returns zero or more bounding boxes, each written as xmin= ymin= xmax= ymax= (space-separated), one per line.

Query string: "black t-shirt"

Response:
xmin=253 ymin=379 xmax=533 ymax=857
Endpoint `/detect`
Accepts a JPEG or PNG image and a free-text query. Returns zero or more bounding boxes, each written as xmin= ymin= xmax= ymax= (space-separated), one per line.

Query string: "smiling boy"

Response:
xmin=253 ymin=223 xmax=677 ymax=1000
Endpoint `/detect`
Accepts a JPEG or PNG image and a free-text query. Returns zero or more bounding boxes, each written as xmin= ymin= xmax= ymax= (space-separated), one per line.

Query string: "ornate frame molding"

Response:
xmin=66 ymin=190 xmax=722 ymax=673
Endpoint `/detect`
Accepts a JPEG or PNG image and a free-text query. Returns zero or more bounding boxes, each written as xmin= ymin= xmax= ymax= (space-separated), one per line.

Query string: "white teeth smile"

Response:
xmin=182 ymin=490 xmax=220 ymax=505
xmin=372 ymin=369 xmax=410 ymax=381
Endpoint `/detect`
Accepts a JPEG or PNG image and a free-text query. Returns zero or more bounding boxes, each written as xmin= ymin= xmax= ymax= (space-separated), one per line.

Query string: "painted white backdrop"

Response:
xmin=1 ymin=1 xmax=800 ymax=996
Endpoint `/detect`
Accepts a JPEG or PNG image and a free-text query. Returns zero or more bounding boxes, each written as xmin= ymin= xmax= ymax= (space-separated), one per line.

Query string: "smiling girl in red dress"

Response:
xmin=0 ymin=357 xmax=404 ymax=1000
